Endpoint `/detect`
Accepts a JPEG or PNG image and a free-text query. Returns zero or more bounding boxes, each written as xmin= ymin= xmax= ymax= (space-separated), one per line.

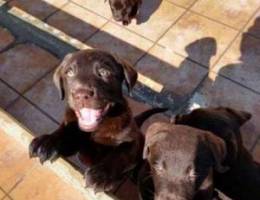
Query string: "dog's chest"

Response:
xmin=91 ymin=119 xmax=138 ymax=146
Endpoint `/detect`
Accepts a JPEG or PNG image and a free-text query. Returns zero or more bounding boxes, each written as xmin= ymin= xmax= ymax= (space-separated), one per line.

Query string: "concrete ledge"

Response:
xmin=0 ymin=108 xmax=116 ymax=200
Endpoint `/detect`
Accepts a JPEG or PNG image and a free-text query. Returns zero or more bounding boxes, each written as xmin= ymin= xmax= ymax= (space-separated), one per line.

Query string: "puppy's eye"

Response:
xmin=151 ymin=160 xmax=165 ymax=173
xmin=66 ymin=67 xmax=75 ymax=77
xmin=97 ymin=68 xmax=111 ymax=78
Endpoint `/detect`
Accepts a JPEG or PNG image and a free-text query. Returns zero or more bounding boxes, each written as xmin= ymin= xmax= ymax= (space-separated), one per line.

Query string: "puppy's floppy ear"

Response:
xmin=114 ymin=56 xmax=138 ymax=92
xmin=130 ymin=2 xmax=139 ymax=17
xmin=143 ymin=131 xmax=151 ymax=159
xmin=122 ymin=60 xmax=137 ymax=92
xmin=53 ymin=53 xmax=75 ymax=100
xmin=143 ymin=130 xmax=167 ymax=159
xmin=143 ymin=145 xmax=150 ymax=159
xmin=229 ymin=108 xmax=252 ymax=126
xmin=53 ymin=53 xmax=73 ymax=100
xmin=224 ymin=130 xmax=239 ymax=164
xmin=205 ymin=132 xmax=229 ymax=173
xmin=53 ymin=63 xmax=65 ymax=100
xmin=222 ymin=107 xmax=252 ymax=126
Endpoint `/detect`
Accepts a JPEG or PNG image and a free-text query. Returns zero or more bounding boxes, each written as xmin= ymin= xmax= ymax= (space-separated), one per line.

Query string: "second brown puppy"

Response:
xmin=142 ymin=122 xmax=228 ymax=200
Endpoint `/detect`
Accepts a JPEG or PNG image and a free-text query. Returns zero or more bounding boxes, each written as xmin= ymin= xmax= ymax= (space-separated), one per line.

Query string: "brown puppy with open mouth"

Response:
xmin=141 ymin=122 xmax=228 ymax=200
xmin=175 ymin=107 xmax=260 ymax=200
xmin=29 ymin=49 xmax=165 ymax=192
xmin=108 ymin=0 xmax=142 ymax=25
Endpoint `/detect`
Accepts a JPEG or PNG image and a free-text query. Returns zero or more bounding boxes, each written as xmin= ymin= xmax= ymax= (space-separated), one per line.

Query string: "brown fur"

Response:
xmin=108 ymin=0 xmax=142 ymax=25
xmin=141 ymin=122 xmax=228 ymax=200
xmin=175 ymin=107 xmax=260 ymax=200
xmin=29 ymin=49 xmax=145 ymax=192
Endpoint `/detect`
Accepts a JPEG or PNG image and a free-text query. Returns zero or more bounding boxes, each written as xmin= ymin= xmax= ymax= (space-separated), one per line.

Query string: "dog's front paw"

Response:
xmin=29 ymin=134 xmax=59 ymax=164
xmin=84 ymin=164 xmax=118 ymax=193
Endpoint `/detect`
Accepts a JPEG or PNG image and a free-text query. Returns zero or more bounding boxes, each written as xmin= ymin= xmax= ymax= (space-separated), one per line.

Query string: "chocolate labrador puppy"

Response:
xmin=141 ymin=122 xmax=229 ymax=200
xmin=175 ymin=107 xmax=260 ymax=200
xmin=108 ymin=0 xmax=142 ymax=25
xmin=29 ymin=49 xmax=165 ymax=192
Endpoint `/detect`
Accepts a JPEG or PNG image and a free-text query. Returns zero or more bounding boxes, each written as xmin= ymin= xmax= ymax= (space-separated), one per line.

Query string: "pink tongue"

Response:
xmin=79 ymin=108 xmax=102 ymax=125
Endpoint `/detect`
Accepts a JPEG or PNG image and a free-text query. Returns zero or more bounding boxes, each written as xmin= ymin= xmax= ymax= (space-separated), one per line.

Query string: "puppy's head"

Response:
xmin=143 ymin=123 xmax=228 ymax=200
xmin=53 ymin=49 xmax=137 ymax=132
xmin=175 ymin=107 xmax=252 ymax=163
xmin=108 ymin=0 xmax=140 ymax=25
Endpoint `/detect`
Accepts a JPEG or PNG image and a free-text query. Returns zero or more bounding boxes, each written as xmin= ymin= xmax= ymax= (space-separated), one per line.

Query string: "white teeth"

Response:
xmin=78 ymin=108 xmax=102 ymax=127
xmin=80 ymin=119 xmax=97 ymax=126
xmin=77 ymin=105 xmax=109 ymax=130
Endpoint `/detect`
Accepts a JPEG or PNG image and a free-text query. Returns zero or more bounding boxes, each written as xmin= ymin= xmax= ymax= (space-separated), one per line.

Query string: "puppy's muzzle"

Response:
xmin=112 ymin=14 xmax=130 ymax=25
xmin=113 ymin=14 xmax=123 ymax=21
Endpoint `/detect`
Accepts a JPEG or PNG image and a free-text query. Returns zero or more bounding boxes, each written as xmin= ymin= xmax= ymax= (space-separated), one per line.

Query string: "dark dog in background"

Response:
xmin=175 ymin=107 xmax=260 ymax=200
xmin=141 ymin=122 xmax=228 ymax=200
xmin=29 ymin=49 xmax=165 ymax=192
xmin=107 ymin=0 xmax=142 ymax=25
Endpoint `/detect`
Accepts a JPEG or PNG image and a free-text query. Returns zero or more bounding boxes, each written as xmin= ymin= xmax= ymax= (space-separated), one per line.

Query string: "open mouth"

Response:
xmin=75 ymin=104 xmax=110 ymax=132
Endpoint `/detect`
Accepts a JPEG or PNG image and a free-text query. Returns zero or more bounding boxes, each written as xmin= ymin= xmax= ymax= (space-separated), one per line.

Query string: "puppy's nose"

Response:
xmin=123 ymin=20 xmax=130 ymax=25
xmin=74 ymin=89 xmax=94 ymax=100
xmin=113 ymin=16 xmax=121 ymax=21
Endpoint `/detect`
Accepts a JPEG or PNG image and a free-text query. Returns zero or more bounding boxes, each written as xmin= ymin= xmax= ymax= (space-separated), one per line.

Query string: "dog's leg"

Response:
xmin=29 ymin=122 xmax=82 ymax=163
xmin=84 ymin=141 xmax=141 ymax=192
xmin=29 ymin=108 xmax=81 ymax=163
